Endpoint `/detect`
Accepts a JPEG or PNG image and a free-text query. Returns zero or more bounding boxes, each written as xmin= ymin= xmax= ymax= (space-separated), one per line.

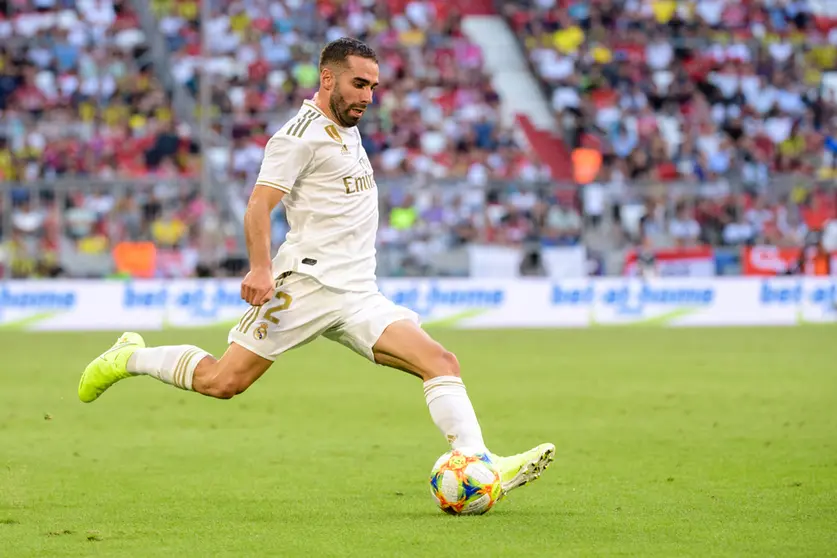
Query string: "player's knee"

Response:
xmin=211 ymin=379 xmax=240 ymax=400
xmin=441 ymin=350 xmax=460 ymax=377
xmin=206 ymin=372 xmax=251 ymax=400
xmin=425 ymin=348 xmax=460 ymax=379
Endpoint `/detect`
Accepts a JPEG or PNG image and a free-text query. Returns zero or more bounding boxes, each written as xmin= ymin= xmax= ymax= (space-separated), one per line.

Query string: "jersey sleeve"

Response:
xmin=254 ymin=134 xmax=314 ymax=193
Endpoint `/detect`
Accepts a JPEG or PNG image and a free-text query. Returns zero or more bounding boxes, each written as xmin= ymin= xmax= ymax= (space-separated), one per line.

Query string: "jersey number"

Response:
xmin=264 ymin=292 xmax=293 ymax=325
xmin=238 ymin=291 xmax=293 ymax=334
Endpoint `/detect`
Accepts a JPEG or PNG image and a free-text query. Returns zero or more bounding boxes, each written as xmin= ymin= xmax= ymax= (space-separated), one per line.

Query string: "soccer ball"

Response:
xmin=429 ymin=450 xmax=502 ymax=515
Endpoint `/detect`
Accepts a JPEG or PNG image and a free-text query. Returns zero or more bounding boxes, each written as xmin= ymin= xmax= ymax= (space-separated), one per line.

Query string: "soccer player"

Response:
xmin=78 ymin=38 xmax=554 ymax=500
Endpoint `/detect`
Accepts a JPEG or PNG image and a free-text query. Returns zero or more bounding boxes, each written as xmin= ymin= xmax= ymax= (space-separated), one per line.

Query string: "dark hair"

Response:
xmin=319 ymin=37 xmax=378 ymax=71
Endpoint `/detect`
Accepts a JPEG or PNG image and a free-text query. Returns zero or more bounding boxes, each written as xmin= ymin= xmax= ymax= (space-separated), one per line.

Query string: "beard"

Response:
xmin=329 ymin=87 xmax=363 ymax=128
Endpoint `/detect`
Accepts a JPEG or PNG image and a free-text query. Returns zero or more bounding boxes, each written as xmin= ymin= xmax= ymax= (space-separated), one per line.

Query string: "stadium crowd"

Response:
xmin=2 ymin=0 xmax=837 ymax=278
xmin=504 ymin=0 xmax=837 ymax=250
xmin=153 ymin=0 xmax=550 ymax=185
xmin=507 ymin=0 xmax=837 ymax=183
xmin=0 ymin=0 xmax=200 ymax=181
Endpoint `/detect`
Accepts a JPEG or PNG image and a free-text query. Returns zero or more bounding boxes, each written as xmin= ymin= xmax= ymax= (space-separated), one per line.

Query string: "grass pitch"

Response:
xmin=0 ymin=327 xmax=835 ymax=557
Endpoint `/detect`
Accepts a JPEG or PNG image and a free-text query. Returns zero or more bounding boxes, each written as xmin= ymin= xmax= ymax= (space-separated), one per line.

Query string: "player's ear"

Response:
xmin=320 ymin=67 xmax=335 ymax=91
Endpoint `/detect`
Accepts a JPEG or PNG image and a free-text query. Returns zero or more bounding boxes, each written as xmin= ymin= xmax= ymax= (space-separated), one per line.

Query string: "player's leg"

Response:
xmin=371 ymin=321 xmax=460 ymax=379
xmin=77 ymin=331 xmax=273 ymax=402
xmin=372 ymin=319 xmax=555 ymax=495
xmin=134 ymin=341 xmax=274 ymax=399
xmin=78 ymin=273 xmax=335 ymax=402
xmin=329 ymin=294 xmax=555 ymax=496
xmin=189 ymin=344 xmax=272 ymax=398
xmin=325 ymin=295 xmax=485 ymax=450
xmin=370 ymin=318 xmax=487 ymax=451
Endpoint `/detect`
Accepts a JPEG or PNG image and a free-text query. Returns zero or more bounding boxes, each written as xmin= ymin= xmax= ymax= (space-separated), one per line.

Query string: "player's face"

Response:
xmin=330 ymin=56 xmax=379 ymax=128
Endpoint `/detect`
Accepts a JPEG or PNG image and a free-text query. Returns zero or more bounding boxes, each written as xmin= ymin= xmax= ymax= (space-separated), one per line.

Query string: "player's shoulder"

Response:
xmin=263 ymin=116 xmax=322 ymax=160
xmin=266 ymin=102 xmax=359 ymax=163
xmin=275 ymin=102 xmax=337 ymax=145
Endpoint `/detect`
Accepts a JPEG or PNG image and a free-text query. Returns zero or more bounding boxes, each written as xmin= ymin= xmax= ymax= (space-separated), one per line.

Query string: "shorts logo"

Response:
xmin=254 ymin=323 xmax=268 ymax=341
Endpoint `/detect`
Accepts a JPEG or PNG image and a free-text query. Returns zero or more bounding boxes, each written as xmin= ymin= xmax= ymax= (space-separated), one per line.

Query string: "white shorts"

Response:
xmin=228 ymin=272 xmax=419 ymax=362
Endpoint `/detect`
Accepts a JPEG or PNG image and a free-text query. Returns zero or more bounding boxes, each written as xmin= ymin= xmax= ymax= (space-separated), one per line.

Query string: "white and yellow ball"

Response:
xmin=429 ymin=450 xmax=502 ymax=515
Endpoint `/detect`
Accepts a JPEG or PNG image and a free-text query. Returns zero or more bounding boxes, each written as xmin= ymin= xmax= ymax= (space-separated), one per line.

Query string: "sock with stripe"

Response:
xmin=127 ymin=346 xmax=210 ymax=391
xmin=423 ymin=376 xmax=487 ymax=453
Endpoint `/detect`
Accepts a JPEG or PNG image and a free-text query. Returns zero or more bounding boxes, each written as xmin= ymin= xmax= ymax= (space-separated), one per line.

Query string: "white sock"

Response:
xmin=127 ymin=345 xmax=210 ymax=391
xmin=423 ymin=376 xmax=487 ymax=452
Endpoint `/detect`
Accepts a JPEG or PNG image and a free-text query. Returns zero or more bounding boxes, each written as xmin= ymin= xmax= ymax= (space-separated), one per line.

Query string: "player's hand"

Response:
xmin=241 ymin=268 xmax=274 ymax=306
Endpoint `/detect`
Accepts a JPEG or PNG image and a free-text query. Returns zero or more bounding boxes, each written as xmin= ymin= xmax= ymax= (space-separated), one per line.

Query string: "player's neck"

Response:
xmin=308 ymin=96 xmax=341 ymax=127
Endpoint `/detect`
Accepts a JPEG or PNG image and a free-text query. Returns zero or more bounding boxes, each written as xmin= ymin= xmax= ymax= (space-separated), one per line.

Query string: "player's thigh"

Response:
xmin=326 ymin=293 xmax=457 ymax=380
xmin=372 ymin=319 xmax=460 ymax=380
xmin=228 ymin=273 xmax=339 ymax=362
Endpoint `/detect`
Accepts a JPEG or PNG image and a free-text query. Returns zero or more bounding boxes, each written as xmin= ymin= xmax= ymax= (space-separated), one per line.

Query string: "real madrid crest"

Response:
xmin=254 ymin=323 xmax=268 ymax=341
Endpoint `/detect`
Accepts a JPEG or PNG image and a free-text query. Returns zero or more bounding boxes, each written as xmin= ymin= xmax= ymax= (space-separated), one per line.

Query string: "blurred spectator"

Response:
xmin=542 ymin=200 xmax=582 ymax=246
xmin=669 ymin=202 xmax=701 ymax=247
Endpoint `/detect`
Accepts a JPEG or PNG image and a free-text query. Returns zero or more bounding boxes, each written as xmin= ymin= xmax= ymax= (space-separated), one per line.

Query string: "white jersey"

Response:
xmin=255 ymin=100 xmax=379 ymax=292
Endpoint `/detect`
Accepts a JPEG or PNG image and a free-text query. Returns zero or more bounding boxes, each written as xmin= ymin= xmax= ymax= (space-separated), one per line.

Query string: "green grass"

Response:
xmin=1 ymin=327 xmax=836 ymax=557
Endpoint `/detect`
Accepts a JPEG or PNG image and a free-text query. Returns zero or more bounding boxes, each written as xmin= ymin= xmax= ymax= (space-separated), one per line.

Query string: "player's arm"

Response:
xmin=240 ymin=133 xmax=313 ymax=306
xmin=241 ymin=185 xmax=285 ymax=305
